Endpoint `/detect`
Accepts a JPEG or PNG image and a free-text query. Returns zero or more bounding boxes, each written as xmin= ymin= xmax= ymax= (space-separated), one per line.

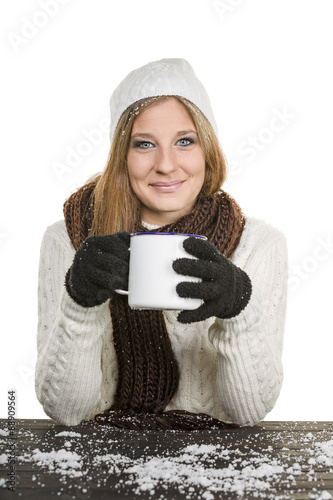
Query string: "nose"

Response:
xmin=155 ymin=147 xmax=177 ymax=175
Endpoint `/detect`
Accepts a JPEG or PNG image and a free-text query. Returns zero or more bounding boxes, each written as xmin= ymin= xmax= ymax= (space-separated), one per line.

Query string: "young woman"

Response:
xmin=35 ymin=58 xmax=288 ymax=430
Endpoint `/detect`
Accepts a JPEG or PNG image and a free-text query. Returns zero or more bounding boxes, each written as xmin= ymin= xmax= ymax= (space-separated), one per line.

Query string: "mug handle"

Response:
xmin=114 ymin=289 xmax=129 ymax=296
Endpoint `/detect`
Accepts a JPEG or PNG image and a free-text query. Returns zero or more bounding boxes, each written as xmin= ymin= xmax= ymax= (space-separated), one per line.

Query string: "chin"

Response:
xmin=159 ymin=202 xmax=194 ymax=217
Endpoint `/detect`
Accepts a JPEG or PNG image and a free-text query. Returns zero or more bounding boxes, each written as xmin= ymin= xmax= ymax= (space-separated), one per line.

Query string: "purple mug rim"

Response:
xmin=131 ymin=232 xmax=207 ymax=239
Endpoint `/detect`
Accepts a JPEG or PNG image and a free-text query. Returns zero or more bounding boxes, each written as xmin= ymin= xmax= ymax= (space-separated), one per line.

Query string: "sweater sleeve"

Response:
xmin=208 ymin=222 xmax=288 ymax=426
xmin=35 ymin=221 xmax=112 ymax=426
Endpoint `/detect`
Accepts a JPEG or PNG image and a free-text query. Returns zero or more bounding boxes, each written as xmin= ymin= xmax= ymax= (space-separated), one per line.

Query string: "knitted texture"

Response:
xmin=173 ymin=237 xmax=252 ymax=323
xmin=35 ymin=217 xmax=288 ymax=427
xmin=63 ymin=182 xmax=246 ymax=429
xmin=109 ymin=58 xmax=218 ymax=141
xmin=65 ymin=232 xmax=130 ymax=307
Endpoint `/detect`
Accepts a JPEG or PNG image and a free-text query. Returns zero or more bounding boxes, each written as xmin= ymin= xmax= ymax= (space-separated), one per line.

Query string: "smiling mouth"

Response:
xmin=150 ymin=181 xmax=185 ymax=192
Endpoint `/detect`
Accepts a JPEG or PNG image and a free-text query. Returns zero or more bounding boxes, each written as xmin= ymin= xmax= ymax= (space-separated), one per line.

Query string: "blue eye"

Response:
xmin=134 ymin=141 xmax=153 ymax=149
xmin=178 ymin=138 xmax=194 ymax=146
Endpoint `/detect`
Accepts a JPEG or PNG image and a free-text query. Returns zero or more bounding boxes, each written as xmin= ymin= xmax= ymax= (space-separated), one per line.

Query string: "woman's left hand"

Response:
xmin=172 ymin=237 xmax=252 ymax=323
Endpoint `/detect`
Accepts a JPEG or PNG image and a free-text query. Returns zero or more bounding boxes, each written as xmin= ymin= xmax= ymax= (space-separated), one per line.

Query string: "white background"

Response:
xmin=1 ymin=0 xmax=332 ymax=421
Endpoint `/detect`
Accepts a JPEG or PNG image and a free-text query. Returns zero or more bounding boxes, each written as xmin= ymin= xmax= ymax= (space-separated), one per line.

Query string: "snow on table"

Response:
xmin=0 ymin=419 xmax=332 ymax=499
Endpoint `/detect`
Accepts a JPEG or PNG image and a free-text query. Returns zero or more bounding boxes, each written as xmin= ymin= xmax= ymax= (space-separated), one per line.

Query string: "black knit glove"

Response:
xmin=172 ymin=237 xmax=252 ymax=323
xmin=65 ymin=232 xmax=130 ymax=308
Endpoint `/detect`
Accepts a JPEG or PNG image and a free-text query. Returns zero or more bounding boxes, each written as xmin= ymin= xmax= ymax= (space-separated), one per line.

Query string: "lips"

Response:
xmin=150 ymin=181 xmax=185 ymax=193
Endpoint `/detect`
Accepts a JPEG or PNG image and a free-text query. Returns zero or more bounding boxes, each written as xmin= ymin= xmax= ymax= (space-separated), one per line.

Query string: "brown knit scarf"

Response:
xmin=63 ymin=182 xmax=246 ymax=430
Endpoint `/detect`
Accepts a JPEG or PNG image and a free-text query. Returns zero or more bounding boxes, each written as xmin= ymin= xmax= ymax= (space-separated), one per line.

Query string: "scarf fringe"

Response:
xmin=94 ymin=409 xmax=237 ymax=431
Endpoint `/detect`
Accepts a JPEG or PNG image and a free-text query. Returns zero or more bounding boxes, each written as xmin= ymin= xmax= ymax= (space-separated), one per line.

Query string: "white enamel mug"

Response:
xmin=115 ymin=232 xmax=207 ymax=310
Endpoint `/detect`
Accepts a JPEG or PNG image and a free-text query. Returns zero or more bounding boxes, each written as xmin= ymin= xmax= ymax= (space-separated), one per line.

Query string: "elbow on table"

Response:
xmin=227 ymin=407 xmax=271 ymax=427
xmin=40 ymin=403 xmax=86 ymax=427
xmin=35 ymin=385 xmax=91 ymax=427
xmin=35 ymin=371 xmax=102 ymax=427
xmin=221 ymin=385 xmax=283 ymax=427
xmin=232 ymin=409 xmax=272 ymax=427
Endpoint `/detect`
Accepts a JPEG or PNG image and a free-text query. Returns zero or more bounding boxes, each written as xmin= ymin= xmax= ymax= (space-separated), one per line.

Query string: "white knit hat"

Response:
xmin=109 ymin=58 xmax=218 ymax=142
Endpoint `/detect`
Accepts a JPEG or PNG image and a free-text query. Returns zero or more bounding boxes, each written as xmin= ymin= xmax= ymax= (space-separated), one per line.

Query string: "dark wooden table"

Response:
xmin=0 ymin=419 xmax=332 ymax=499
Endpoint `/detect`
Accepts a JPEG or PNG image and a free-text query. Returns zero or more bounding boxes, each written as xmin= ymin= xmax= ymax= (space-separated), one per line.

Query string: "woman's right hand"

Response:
xmin=65 ymin=232 xmax=130 ymax=307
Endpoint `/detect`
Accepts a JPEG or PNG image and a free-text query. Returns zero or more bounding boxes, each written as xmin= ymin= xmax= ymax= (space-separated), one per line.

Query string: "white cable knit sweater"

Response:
xmin=35 ymin=216 xmax=288 ymax=427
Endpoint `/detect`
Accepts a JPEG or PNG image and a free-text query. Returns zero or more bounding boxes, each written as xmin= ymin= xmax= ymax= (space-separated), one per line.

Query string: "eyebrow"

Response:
xmin=130 ymin=130 xmax=197 ymax=139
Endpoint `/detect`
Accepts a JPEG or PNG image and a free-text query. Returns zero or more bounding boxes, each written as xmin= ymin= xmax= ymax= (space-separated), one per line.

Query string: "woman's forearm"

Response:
xmin=35 ymin=223 xmax=111 ymax=425
xmin=209 ymin=229 xmax=288 ymax=426
xmin=36 ymin=289 xmax=109 ymax=425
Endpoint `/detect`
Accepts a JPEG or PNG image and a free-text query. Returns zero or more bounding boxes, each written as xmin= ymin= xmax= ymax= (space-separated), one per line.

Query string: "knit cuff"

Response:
xmin=62 ymin=284 xmax=110 ymax=329
xmin=208 ymin=283 xmax=262 ymax=341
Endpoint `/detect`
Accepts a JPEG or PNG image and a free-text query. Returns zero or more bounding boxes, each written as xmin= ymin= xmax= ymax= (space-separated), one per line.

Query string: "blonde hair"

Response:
xmin=90 ymin=96 xmax=227 ymax=235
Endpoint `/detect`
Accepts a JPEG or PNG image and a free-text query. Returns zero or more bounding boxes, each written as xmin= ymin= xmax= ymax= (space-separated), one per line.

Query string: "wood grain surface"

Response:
xmin=0 ymin=419 xmax=332 ymax=499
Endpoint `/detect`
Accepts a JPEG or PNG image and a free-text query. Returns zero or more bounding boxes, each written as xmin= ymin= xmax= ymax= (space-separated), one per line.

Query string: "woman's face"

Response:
xmin=126 ymin=97 xmax=206 ymax=226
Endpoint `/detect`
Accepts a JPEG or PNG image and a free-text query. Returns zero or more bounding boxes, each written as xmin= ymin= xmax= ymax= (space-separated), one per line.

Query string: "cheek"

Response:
xmin=127 ymin=156 xmax=141 ymax=186
xmin=127 ymin=153 xmax=151 ymax=183
xmin=189 ymin=153 xmax=206 ymax=181
xmin=197 ymin=170 xmax=206 ymax=192
xmin=194 ymin=159 xmax=206 ymax=193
